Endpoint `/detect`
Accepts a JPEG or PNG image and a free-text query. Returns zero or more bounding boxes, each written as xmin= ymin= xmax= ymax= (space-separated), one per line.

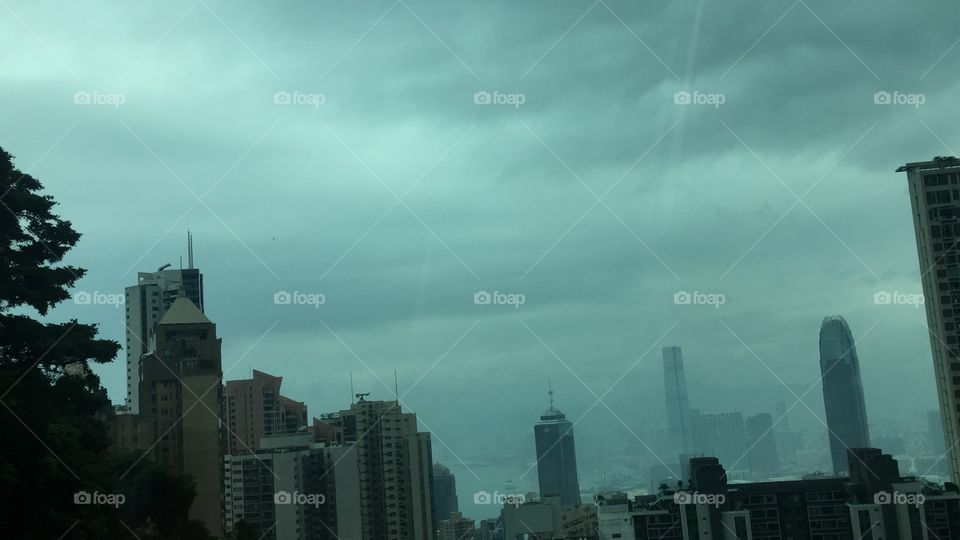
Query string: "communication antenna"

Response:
xmin=188 ymin=230 xmax=195 ymax=269
xmin=350 ymin=373 xmax=355 ymax=404
xmin=394 ymin=370 xmax=399 ymax=404
xmin=548 ymin=378 xmax=554 ymax=408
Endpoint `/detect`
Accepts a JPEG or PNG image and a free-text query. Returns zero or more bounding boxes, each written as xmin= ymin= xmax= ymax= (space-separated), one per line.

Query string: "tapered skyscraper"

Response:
xmin=819 ymin=316 xmax=870 ymax=475
xmin=899 ymin=157 xmax=960 ymax=483
xmin=663 ymin=346 xmax=692 ymax=454
xmin=534 ymin=386 xmax=581 ymax=505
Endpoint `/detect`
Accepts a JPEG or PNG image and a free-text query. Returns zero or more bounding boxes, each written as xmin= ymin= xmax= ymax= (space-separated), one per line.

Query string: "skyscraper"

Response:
xmin=432 ymin=463 xmax=459 ymax=532
xmin=663 ymin=346 xmax=693 ymax=455
xmin=819 ymin=315 xmax=870 ymax=475
xmin=900 ymin=157 xmax=960 ymax=483
xmin=123 ymin=232 xmax=204 ymax=413
xmin=534 ymin=387 xmax=581 ymax=506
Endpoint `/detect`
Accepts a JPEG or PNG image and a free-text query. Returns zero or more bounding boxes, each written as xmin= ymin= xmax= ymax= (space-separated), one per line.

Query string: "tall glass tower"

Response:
xmin=819 ymin=315 xmax=871 ymax=475
xmin=534 ymin=386 xmax=581 ymax=505
xmin=663 ymin=346 xmax=693 ymax=454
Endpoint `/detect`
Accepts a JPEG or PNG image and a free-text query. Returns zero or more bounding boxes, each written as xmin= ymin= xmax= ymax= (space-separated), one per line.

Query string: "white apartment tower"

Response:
xmin=123 ymin=232 xmax=204 ymax=413
xmin=900 ymin=157 xmax=960 ymax=483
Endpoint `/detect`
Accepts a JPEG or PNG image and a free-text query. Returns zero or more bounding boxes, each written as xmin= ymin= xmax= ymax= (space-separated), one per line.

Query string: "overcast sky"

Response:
xmin=2 ymin=0 xmax=959 ymax=492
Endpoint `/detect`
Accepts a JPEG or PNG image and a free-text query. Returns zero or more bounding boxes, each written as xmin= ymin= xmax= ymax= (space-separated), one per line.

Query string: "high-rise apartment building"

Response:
xmin=663 ymin=346 xmax=693 ymax=455
xmin=534 ymin=388 xmax=581 ymax=506
xmin=326 ymin=397 xmax=435 ymax=540
xmin=123 ymin=233 xmax=203 ymax=413
xmin=900 ymin=156 xmax=960 ymax=483
xmin=223 ymin=434 xmax=362 ymax=540
xmin=225 ymin=370 xmax=308 ymax=454
xmin=819 ymin=315 xmax=871 ymax=475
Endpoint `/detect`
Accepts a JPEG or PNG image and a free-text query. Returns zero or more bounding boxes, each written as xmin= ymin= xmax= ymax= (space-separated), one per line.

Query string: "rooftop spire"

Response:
xmin=548 ymin=378 xmax=554 ymax=409
xmin=187 ymin=230 xmax=195 ymax=269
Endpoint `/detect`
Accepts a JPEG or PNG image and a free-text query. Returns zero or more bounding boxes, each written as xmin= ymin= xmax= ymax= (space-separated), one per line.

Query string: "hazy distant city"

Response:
xmin=2 ymin=1 xmax=960 ymax=539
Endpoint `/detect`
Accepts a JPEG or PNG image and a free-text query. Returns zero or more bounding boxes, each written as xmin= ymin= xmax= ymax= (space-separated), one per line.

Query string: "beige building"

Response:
xmin=900 ymin=157 xmax=960 ymax=484
xmin=108 ymin=296 xmax=224 ymax=538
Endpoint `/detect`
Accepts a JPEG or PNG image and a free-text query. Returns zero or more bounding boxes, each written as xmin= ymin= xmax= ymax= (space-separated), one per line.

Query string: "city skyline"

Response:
xmin=3 ymin=0 xmax=960 ymax=537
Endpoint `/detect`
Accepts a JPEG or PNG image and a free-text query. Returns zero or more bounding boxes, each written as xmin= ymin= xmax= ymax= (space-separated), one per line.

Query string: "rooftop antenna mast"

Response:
xmin=188 ymin=230 xmax=195 ymax=269
xmin=350 ymin=373 xmax=355 ymax=404
xmin=394 ymin=370 xmax=399 ymax=404
xmin=548 ymin=378 xmax=554 ymax=408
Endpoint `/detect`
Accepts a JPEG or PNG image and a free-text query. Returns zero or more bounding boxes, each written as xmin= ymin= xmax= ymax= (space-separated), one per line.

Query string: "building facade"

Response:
xmin=900 ymin=157 xmax=960 ymax=484
xmin=432 ymin=463 xmax=460 ymax=532
xmin=745 ymin=413 xmax=780 ymax=476
xmin=330 ymin=398 xmax=435 ymax=540
xmin=663 ymin=346 xmax=693 ymax=456
xmin=109 ymin=296 xmax=224 ymax=537
xmin=225 ymin=370 xmax=308 ymax=454
xmin=599 ymin=449 xmax=960 ymax=539
xmin=223 ymin=434 xmax=362 ymax=540
xmin=123 ymin=238 xmax=203 ymax=414
xmin=819 ymin=315 xmax=871 ymax=475
xmin=534 ymin=390 xmax=582 ymax=506
xmin=691 ymin=410 xmax=749 ymax=475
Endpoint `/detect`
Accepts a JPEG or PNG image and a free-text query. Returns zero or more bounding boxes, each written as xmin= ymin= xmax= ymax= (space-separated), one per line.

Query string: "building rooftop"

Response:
xmin=158 ymin=296 xmax=211 ymax=325
xmin=896 ymin=156 xmax=960 ymax=172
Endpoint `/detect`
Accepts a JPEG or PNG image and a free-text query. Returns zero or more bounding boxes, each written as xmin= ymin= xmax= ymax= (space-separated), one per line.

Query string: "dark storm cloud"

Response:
xmin=2 ymin=0 xmax=958 ymax=474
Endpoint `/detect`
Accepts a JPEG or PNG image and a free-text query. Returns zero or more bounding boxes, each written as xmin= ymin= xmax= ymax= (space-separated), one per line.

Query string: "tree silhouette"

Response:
xmin=0 ymin=147 xmax=210 ymax=539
